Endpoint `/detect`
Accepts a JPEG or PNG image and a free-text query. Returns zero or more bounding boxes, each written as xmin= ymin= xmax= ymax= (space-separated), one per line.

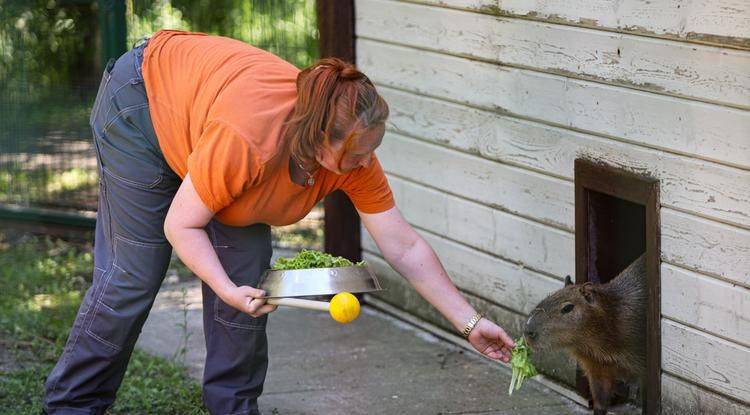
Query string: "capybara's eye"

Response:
xmin=561 ymin=303 xmax=574 ymax=314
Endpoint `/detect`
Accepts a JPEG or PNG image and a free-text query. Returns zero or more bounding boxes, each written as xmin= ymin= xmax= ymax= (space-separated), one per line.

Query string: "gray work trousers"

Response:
xmin=43 ymin=40 xmax=271 ymax=415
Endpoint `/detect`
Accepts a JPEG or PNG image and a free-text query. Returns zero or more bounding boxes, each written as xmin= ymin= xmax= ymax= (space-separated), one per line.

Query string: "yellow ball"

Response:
xmin=329 ymin=292 xmax=360 ymax=324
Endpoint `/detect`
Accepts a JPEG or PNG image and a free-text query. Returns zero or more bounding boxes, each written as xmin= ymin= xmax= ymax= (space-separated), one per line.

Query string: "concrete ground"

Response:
xmin=139 ymin=280 xmax=589 ymax=415
xmin=137 ymin=252 xmax=606 ymax=415
xmin=138 ymin=250 xmax=639 ymax=415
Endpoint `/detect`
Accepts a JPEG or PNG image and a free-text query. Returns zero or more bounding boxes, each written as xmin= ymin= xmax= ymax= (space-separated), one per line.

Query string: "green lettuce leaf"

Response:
xmin=272 ymin=249 xmax=366 ymax=270
xmin=508 ymin=336 xmax=538 ymax=395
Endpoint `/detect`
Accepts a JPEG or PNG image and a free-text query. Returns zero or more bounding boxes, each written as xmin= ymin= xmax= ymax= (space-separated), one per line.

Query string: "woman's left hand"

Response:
xmin=467 ymin=318 xmax=516 ymax=363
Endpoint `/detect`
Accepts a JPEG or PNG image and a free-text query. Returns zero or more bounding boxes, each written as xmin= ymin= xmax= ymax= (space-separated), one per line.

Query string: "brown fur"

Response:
xmin=524 ymin=254 xmax=646 ymax=414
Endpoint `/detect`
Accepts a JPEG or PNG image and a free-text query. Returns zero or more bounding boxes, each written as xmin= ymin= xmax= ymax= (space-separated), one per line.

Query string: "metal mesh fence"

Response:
xmin=127 ymin=0 xmax=319 ymax=69
xmin=1 ymin=1 xmax=321 ymax=247
xmin=1 ymin=2 xmax=101 ymax=212
xmin=1 ymin=1 xmax=318 ymax=211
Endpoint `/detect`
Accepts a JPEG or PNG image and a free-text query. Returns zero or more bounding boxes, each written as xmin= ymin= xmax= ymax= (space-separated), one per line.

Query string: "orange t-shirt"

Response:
xmin=142 ymin=30 xmax=394 ymax=226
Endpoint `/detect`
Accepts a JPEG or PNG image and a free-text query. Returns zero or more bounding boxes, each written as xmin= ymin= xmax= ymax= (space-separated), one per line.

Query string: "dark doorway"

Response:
xmin=575 ymin=159 xmax=660 ymax=414
xmin=585 ymin=191 xmax=646 ymax=285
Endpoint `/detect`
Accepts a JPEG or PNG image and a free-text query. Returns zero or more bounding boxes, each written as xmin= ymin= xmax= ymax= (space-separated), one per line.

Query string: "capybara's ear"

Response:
xmin=579 ymin=282 xmax=596 ymax=304
xmin=564 ymin=275 xmax=573 ymax=287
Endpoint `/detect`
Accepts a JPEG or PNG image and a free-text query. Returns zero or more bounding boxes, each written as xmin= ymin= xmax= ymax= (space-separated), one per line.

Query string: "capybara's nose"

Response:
xmin=524 ymin=329 xmax=538 ymax=341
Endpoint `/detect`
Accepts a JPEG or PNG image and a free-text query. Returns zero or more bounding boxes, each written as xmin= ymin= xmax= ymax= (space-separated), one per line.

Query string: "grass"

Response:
xmin=0 ymin=232 xmax=207 ymax=414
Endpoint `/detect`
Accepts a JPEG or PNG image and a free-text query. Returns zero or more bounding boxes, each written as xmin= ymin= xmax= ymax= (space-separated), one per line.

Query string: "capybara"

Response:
xmin=524 ymin=254 xmax=646 ymax=414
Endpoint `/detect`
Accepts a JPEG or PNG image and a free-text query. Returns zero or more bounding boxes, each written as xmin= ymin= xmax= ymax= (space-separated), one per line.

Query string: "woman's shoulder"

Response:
xmin=205 ymin=62 xmax=297 ymax=164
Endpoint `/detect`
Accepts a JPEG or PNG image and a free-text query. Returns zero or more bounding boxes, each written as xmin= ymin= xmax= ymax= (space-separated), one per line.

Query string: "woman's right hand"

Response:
xmin=165 ymin=174 xmax=278 ymax=319
xmin=221 ymin=285 xmax=277 ymax=318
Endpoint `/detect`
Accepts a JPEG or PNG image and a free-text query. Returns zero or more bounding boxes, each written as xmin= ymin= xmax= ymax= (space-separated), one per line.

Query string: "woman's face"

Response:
xmin=316 ymin=124 xmax=385 ymax=174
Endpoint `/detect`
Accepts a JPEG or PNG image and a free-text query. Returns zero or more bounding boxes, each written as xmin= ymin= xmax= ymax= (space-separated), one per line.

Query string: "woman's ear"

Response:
xmin=316 ymin=131 xmax=331 ymax=154
xmin=313 ymin=145 xmax=328 ymax=166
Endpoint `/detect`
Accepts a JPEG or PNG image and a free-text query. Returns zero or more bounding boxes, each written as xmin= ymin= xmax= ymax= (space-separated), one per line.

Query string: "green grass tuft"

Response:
xmin=0 ymin=233 xmax=207 ymax=414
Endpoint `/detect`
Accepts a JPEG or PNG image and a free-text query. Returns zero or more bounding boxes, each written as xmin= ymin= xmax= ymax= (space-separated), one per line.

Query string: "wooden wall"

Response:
xmin=354 ymin=0 xmax=750 ymax=412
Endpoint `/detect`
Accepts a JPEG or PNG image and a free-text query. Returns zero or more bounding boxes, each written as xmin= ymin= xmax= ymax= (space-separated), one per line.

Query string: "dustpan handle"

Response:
xmin=267 ymin=298 xmax=329 ymax=312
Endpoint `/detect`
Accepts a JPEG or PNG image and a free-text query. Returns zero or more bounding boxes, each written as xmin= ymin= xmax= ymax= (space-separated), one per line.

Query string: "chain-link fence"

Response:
xmin=127 ymin=0 xmax=318 ymax=68
xmin=1 ymin=1 xmax=101 ymax=212
xmin=1 ymin=0 xmax=321 ymax=248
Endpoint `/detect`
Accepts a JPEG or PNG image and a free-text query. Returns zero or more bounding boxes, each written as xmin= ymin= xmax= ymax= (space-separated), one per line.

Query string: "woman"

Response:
xmin=44 ymin=30 xmax=515 ymax=415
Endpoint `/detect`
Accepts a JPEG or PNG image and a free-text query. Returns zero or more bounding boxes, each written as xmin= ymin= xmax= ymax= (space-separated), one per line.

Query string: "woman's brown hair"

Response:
xmin=285 ymin=57 xmax=389 ymax=168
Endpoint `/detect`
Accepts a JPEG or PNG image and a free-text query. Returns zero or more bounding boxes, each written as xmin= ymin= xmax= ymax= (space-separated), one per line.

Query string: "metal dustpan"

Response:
xmin=259 ymin=265 xmax=383 ymax=299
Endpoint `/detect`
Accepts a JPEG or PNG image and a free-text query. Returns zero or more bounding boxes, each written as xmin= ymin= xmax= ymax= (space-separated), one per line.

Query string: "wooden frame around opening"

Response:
xmin=575 ymin=159 xmax=661 ymax=414
xmin=317 ymin=0 xmax=361 ymax=261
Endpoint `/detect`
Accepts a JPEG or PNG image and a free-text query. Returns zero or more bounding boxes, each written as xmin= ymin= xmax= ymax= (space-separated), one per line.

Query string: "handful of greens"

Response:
xmin=508 ymin=336 xmax=538 ymax=395
xmin=272 ymin=249 xmax=365 ymax=270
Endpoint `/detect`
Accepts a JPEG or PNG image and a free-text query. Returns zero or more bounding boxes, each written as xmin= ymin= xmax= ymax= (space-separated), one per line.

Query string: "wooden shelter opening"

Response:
xmin=574 ymin=159 xmax=660 ymax=414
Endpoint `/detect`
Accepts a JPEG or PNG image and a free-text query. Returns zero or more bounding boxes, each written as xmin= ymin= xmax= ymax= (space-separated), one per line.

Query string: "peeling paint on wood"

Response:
xmin=387 ymin=166 xmax=750 ymax=293
xmin=363 ymin=227 xmax=563 ymax=315
xmin=662 ymin=264 xmax=750 ymax=346
xmin=379 ymin=87 xmax=750 ymax=230
xmin=662 ymin=209 xmax=750 ymax=288
xmin=388 ymin=175 xmax=575 ymax=278
xmin=358 ymin=39 xmax=750 ymax=171
xmin=384 ymin=169 xmax=750 ymax=346
xmin=378 ymin=132 xmax=574 ymax=230
xmin=357 ymin=0 xmax=750 ymax=109
xmin=662 ymin=320 xmax=750 ymax=402
xmin=407 ymin=0 xmax=750 ymax=49
xmin=662 ymin=373 xmax=750 ymax=414
xmin=379 ymin=130 xmax=750 ymax=288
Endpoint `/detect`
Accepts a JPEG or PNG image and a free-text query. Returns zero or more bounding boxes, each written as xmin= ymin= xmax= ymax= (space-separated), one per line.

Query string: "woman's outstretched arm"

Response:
xmin=360 ymin=206 xmax=515 ymax=362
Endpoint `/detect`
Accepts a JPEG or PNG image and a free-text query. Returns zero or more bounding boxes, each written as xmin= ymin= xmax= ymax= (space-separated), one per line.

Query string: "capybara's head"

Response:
xmin=523 ymin=275 xmax=605 ymax=352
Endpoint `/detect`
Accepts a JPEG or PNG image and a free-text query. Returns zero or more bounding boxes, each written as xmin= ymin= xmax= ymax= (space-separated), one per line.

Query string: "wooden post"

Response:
xmin=317 ymin=0 xmax=361 ymax=261
xmin=98 ymin=0 xmax=127 ymax=68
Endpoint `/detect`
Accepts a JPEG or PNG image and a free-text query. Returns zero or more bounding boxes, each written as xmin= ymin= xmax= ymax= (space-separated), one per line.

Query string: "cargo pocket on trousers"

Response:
xmin=86 ymin=235 xmax=171 ymax=351
xmin=214 ymin=295 xmax=268 ymax=331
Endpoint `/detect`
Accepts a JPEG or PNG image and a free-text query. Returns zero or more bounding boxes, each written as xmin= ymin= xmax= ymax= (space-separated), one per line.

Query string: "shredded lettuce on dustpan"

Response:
xmin=272 ymin=249 xmax=366 ymax=270
xmin=508 ymin=336 xmax=538 ymax=395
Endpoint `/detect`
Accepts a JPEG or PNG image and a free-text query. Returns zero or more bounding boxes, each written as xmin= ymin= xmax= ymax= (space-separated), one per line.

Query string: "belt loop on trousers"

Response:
xmin=133 ymin=36 xmax=150 ymax=49
xmin=133 ymin=37 xmax=150 ymax=80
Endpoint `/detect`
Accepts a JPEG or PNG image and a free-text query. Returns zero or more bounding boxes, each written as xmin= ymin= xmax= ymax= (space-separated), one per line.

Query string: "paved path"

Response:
xmin=138 ymin=278 xmax=597 ymax=415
